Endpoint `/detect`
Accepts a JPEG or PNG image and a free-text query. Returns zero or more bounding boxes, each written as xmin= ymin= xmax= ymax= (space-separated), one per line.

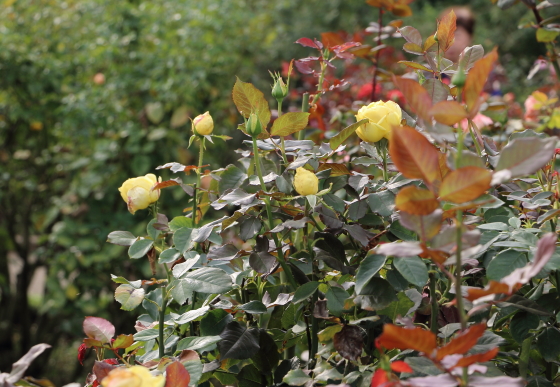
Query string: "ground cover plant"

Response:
xmin=5 ymin=1 xmax=560 ymax=386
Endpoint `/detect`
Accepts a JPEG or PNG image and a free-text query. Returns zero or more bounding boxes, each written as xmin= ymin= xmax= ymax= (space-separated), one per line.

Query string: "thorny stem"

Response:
xmin=193 ymin=137 xmax=206 ymax=227
xmin=252 ymin=138 xmax=298 ymax=290
xmin=371 ymin=7 xmax=383 ymax=102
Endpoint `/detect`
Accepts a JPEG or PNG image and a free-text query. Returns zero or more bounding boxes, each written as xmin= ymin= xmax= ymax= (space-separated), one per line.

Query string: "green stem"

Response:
xmin=298 ymin=93 xmax=310 ymax=141
xmin=158 ymin=289 xmax=167 ymax=359
xmin=429 ymin=272 xmax=439 ymax=334
xmin=311 ymin=60 xmax=327 ymax=105
xmin=193 ymin=137 xmax=206 ymax=227
xmin=381 ymin=140 xmax=388 ymax=181
xmin=277 ymin=100 xmax=288 ymax=166
xmin=252 ymin=138 xmax=297 ymax=290
xmin=305 ymin=199 xmax=319 ymax=367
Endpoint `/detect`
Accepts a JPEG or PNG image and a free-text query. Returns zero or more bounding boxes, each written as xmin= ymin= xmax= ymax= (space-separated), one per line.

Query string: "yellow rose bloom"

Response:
xmin=118 ymin=174 xmax=161 ymax=214
xmin=355 ymin=100 xmax=402 ymax=143
xmin=101 ymin=366 xmax=165 ymax=387
xmin=192 ymin=111 xmax=214 ymax=135
xmin=293 ymin=167 xmax=319 ymax=196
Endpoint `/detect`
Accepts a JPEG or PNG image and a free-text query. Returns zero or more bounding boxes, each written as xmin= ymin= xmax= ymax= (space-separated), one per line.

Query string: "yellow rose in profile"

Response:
xmin=355 ymin=100 xmax=402 ymax=143
xmin=101 ymin=366 xmax=165 ymax=387
xmin=293 ymin=167 xmax=319 ymax=196
xmin=192 ymin=111 xmax=214 ymax=135
xmin=118 ymin=174 xmax=161 ymax=214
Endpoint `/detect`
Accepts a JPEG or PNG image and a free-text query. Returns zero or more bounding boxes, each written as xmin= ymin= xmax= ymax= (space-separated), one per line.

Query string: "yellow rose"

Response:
xmin=101 ymin=366 xmax=165 ymax=387
xmin=192 ymin=111 xmax=214 ymax=135
xmin=118 ymin=174 xmax=161 ymax=214
xmin=355 ymin=100 xmax=402 ymax=143
xmin=293 ymin=167 xmax=319 ymax=196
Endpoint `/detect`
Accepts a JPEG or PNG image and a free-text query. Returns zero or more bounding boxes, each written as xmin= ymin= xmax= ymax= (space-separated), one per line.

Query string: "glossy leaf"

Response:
xmin=429 ymin=101 xmax=467 ymax=125
xmin=393 ymin=257 xmax=429 ymax=287
xmin=218 ymin=321 xmax=260 ymax=360
xmin=389 ymin=126 xmax=441 ymax=190
xmin=270 ymin=112 xmax=309 ymax=136
xmin=393 ymin=77 xmax=432 ymax=122
xmin=329 ymin=118 xmax=368 ymax=150
xmin=83 ymin=317 xmax=115 ymax=344
xmin=376 ymin=324 xmax=437 ymax=354
xmin=355 ymin=254 xmax=386 ymax=295
xmin=395 ymin=186 xmax=439 ymax=215
xmin=399 ymin=61 xmax=432 ymax=72
xmin=232 ymin=77 xmax=271 ymax=130
xmin=107 ymin=231 xmax=136 ymax=246
xmin=399 ymin=26 xmax=422 ymax=46
xmin=182 ymin=267 xmax=233 ymax=294
xmin=437 ymin=9 xmax=456 ymax=52
xmin=463 ymin=48 xmax=498 ymax=115
xmin=114 ymin=284 xmax=145 ymax=311
xmin=495 ymin=136 xmax=556 ymax=178
xmin=487 ymin=250 xmax=527 ymax=281
xmin=128 ymin=239 xmax=153 ymax=259
xmin=439 ymin=167 xmax=491 ymax=203
xmin=165 ymin=361 xmax=190 ymax=387
xmin=293 ymin=281 xmax=320 ymax=304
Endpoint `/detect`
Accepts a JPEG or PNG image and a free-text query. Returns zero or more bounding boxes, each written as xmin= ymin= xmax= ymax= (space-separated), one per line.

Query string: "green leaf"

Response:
xmin=218 ymin=164 xmax=248 ymax=193
xmin=355 ymin=253 xmax=387 ymax=295
xmin=173 ymin=227 xmax=195 ymax=254
xmin=270 ymin=112 xmax=310 ymax=136
xmin=182 ymin=267 xmax=233 ymax=294
xmin=393 ymin=257 xmax=428 ymax=287
xmin=281 ymin=303 xmax=298 ymax=330
xmin=147 ymin=219 xmax=161 ymax=241
xmin=283 ymin=369 xmax=312 ymax=386
xmin=128 ymin=239 xmax=153 ymax=259
xmin=252 ymin=330 xmax=280 ymax=373
xmin=169 ymin=279 xmax=193 ymax=306
xmin=170 ymin=105 xmax=190 ymax=128
xmin=239 ymin=300 xmax=267 ymax=314
xmin=145 ymin=101 xmax=164 ymax=124
xmin=173 ymin=306 xmax=210 ymax=324
xmin=159 ymin=248 xmax=181 ymax=264
xmin=182 ymin=358 xmax=203 ymax=387
xmin=536 ymin=29 xmax=560 ymax=43
xmin=237 ymin=364 xmax=266 ymax=387
xmin=495 ymin=136 xmax=556 ymax=178
xmin=329 ymin=118 xmax=369 ymax=150
xmin=486 ymin=250 xmax=527 ymax=281
xmin=239 ymin=216 xmax=262 ymax=241
xmin=218 ymin=321 xmax=260 ymax=360
xmin=368 ymin=190 xmax=395 ymax=217
xmin=325 ymin=286 xmax=350 ymax=316
xmin=293 ymin=281 xmax=319 ymax=304
xmin=200 ymin=309 xmax=233 ymax=336
xmin=536 ymin=327 xmax=560 ymax=361
xmin=356 ymin=277 xmax=397 ymax=310
xmin=377 ymin=292 xmax=414 ymax=320
xmin=115 ymin=284 xmax=145 ymax=311
xmin=169 ymin=216 xmax=193 ymax=232
xmin=232 ymin=77 xmax=271 ymax=130
xmin=133 ymin=328 xmax=160 ymax=341
xmin=177 ymin=335 xmax=222 ymax=352
xmin=510 ymin=311 xmax=540 ymax=344
xmin=107 ymin=231 xmax=136 ymax=246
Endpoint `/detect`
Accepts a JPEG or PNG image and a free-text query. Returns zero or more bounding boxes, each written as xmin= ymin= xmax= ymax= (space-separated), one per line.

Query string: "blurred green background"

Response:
xmin=0 ymin=0 xmax=551 ymax=384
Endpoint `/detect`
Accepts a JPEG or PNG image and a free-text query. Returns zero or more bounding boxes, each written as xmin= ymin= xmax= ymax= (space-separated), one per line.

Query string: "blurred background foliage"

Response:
xmin=0 ymin=0 xmax=552 ymax=384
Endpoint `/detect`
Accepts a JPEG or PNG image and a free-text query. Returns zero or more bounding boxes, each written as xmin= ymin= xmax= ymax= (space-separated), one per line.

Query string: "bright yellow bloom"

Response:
xmin=118 ymin=174 xmax=161 ymax=214
xmin=355 ymin=100 xmax=402 ymax=143
xmin=192 ymin=111 xmax=214 ymax=135
xmin=101 ymin=366 xmax=165 ymax=387
xmin=294 ymin=167 xmax=319 ymax=196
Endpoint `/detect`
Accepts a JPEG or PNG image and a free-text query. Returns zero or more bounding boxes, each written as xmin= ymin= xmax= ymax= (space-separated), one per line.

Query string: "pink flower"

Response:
xmin=459 ymin=113 xmax=493 ymax=132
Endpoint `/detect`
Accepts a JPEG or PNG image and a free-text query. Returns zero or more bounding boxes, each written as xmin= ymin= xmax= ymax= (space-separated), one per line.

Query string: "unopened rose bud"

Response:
xmin=293 ymin=167 xmax=319 ymax=196
xmin=192 ymin=111 xmax=214 ymax=136
xmin=246 ymin=113 xmax=262 ymax=137
xmin=272 ymin=77 xmax=289 ymax=102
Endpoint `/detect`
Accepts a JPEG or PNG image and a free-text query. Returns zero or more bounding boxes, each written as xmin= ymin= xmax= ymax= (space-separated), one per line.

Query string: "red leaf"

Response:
xmin=92 ymin=361 xmax=116 ymax=383
xmin=389 ymin=126 xmax=441 ymax=191
xmin=429 ymin=101 xmax=468 ymax=126
xmin=321 ymin=32 xmax=345 ymax=48
xmin=296 ymin=37 xmax=322 ymax=49
xmin=439 ymin=167 xmax=492 ymax=203
xmin=393 ymin=77 xmax=433 ymax=122
xmin=165 ymin=361 xmax=190 ymax=387
xmin=376 ymin=324 xmax=437 ymax=354
xmin=435 ymin=323 xmax=487 ymax=360
xmin=453 ymin=347 xmax=499 ymax=368
xmin=466 ymin=281 xmax=512 ymax=301
xmin=391 ymin=360 xmax=413 ymax=373
xmin=83 ymin=317 xmax=115 ymax=344
xmin=371 ymin=369 xmax=389 ymax=387
xmin=78 ymin=343 xmax=87 ymax=365
xmin=437 ymin=10 xmax=457 ymax=52
xmin=395 ymin=186 xmax=440 ymax=215
xmin=153 ymin=179 xmax=180 ymax=191
xmin=463 ymin=48 xmax=498 ymax=116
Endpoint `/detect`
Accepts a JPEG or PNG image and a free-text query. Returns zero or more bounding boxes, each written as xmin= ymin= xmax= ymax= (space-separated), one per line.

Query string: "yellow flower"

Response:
xmin=192 ymin=111 xmax=214 ymax=135
xmin=355 ymin=100 xmax=402 ymax=143
xmin=293 ymin=167 xmax=319 ymax=196
xmin=118 ymin=174 xmax=161 ymax=214
xmin=101 ymin=366 xmax=165 ymax=387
